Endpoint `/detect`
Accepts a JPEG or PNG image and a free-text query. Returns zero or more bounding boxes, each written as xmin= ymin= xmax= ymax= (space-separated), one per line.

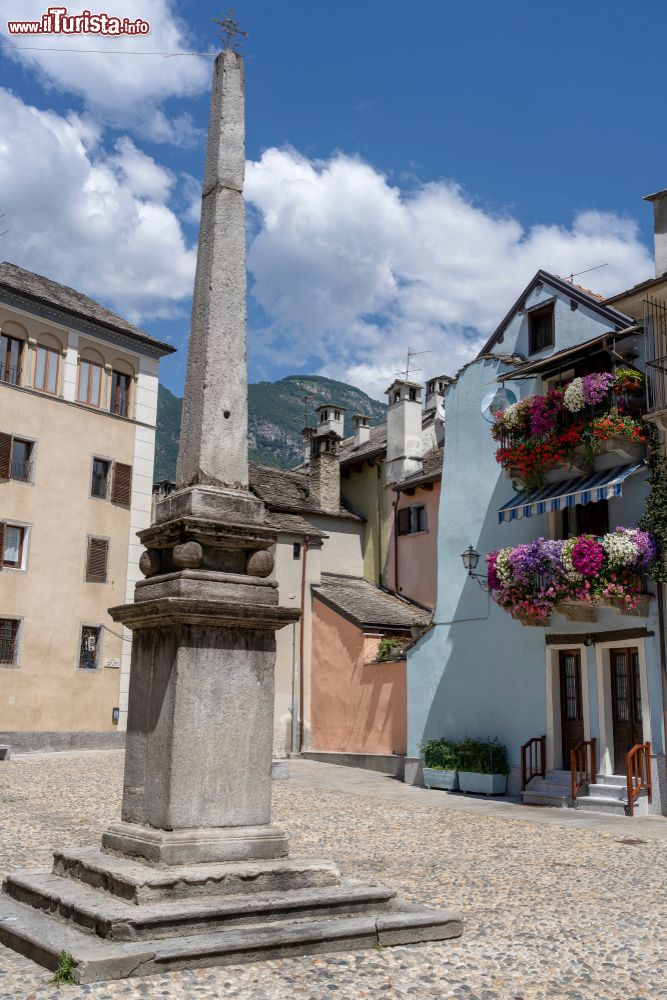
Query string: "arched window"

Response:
xmin=34 ymin=334 xmax=62 ymax=394
xmin=77 ymin=349 xmax=104 ymax=407
xmin=109 ymin=359 xmax=134 ymax=418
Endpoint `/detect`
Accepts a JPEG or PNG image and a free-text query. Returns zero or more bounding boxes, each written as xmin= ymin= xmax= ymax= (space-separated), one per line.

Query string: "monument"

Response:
xmin=0 ymin=17 xmax=462 ymax=983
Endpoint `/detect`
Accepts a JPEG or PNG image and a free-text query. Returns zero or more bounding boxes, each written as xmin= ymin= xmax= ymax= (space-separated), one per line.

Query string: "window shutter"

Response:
xmin=397 ymin=508 xmax=411 ymax=536
xmin=0 ymin=522 xmax=4 ymax=571
xmin=111 ymin=462 xmax=132 ymax=505
xmin=86 ymin=537 xmax=109 ymax=582
xmin=0 ymin=433 xmax=12 ymax=480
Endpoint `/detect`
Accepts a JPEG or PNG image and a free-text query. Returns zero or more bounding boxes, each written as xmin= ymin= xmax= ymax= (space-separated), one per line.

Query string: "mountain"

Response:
xmin=153 ymin=375 xmax=387 ymax=482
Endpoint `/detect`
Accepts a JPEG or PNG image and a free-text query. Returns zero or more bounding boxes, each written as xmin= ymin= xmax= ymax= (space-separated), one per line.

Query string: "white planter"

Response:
xmin=458 ymin=771 xmax=507 ymax=795
xmin=594 ymin=438 xmax=646 ymax=472
xmin=423 ymin=767 xmax=459 ymax=791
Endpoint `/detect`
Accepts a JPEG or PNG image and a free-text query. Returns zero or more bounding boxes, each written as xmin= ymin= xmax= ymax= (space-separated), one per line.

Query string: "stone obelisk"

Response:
xmin=102 ymin=45 xmax=298 ymax=865
xmin=0 ymin=32 xmax=462 ymax=983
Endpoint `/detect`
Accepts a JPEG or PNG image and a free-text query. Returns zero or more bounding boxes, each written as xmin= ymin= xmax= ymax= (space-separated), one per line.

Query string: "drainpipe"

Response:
xmin=298 ymin=535 xmax=309 ymax=753
xmin=290 ymin=622 xmax=299 ymax=755
xmin=393 ymin=498 xmax=399 ymax=595
xmin=376 ymin=464 xmax=382 ymax=585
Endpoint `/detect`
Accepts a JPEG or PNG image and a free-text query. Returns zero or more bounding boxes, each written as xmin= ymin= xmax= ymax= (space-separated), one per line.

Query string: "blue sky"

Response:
xmin=1 ymin=1 xmax=664 ymax=397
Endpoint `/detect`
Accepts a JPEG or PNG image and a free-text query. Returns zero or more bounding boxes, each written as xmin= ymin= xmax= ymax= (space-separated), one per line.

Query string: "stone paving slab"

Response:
xmin=1 ymin=750 xmax=666 ymax=998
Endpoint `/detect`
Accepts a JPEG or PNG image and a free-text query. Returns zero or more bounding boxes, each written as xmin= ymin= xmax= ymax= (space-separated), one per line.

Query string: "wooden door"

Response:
xmin=559 ymin=650 xmax=584 ymax=767
xmin=611 ymin=648 xmax=643 ymax=772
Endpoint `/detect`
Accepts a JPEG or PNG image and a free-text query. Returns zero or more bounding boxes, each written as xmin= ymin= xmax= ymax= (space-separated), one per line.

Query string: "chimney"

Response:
xmin=302 ymin=425 xmax=316 ymax=465
xmin=425 ymin=375 xmax=452 ymax=414
xmin=644 ymin=189 xmax=667 ymax=277
xmin=384 ymin=379 xmax=423 ymax=485
xmin=315 ymin=403 xmax=346 ymax=438
xmin=352 ymin=412 xmax=370 ymax=447
xmin=310 ymin=431 xmax=340 ymax=511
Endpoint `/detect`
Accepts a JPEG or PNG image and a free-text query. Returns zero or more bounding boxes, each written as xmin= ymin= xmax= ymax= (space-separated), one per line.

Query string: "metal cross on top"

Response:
xmin=212 ymin=8 xmax=248 ymax=51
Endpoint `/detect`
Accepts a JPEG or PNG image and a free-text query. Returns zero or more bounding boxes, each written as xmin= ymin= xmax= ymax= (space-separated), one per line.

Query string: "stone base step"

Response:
xmin=522 ymin=791 xmax=571 ymax=808
xmin=0 ymin=891 xmax=463 ymax=985
xmin=586 ymin=782 xmax=627 ymax=801
xmin=53 ymin=847 xmax=340 ymax=903
xmin=574 ymin=796 xmax=628 ymax=815
xmin=4 ymin=870 xmax=397 ymax=942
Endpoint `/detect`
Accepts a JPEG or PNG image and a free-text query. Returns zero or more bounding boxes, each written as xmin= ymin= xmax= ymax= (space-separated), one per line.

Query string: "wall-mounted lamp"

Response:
xmin=584 ymin=634 xmax=595 ymax=647
xmin=460 ymin=545 xmax=490 ymax=591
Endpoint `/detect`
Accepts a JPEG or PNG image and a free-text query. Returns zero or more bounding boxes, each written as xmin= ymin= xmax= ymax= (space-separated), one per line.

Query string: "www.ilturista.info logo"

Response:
xmin=7 ymin=7 xmax=150 ymax=35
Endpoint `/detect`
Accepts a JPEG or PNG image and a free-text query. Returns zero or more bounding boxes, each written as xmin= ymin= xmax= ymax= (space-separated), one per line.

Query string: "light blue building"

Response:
xmin=407 ymin=270 xmax=667 ymax=815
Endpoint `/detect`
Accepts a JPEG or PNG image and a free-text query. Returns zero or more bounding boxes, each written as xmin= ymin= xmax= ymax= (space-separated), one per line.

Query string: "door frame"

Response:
xmin=545 ymin=643 xmax=590 ymax=771
xmin=595 ymin=639 xmax=650 ymax=775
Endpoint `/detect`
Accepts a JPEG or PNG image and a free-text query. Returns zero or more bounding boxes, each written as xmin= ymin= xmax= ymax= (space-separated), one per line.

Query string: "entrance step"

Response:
xmin=574 ymin=795 xmax=628 ymax=815
xmin=521 ymin=770 xmax=573 ymax=808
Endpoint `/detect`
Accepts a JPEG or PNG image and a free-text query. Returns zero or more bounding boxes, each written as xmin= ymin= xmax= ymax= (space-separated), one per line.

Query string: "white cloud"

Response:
xmin=0 ymin=87 xmax=195 ymax=322
xmin=1 ymin=0 xmax=211 ymax=143
xmin=245 ymin=149 xmax=654 ymax=397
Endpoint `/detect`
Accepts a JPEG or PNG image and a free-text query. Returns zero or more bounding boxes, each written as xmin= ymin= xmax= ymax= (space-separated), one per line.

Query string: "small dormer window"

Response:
xmin=320 ymin=410 xmax=327 ymax=422
xmin=529 ymin=303 xmax=555 ymax=354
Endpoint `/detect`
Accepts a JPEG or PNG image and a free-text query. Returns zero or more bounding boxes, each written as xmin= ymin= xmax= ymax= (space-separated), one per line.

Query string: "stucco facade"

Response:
xmin=408 ymin=273 xmax=667 ymax=812
xmin=389 ymin=480 xmax=440 ymax=609
xmin=0 ymin=267 xmax=173 ymax=741
xmin=310 ymin=596 xmax=407 ymax=755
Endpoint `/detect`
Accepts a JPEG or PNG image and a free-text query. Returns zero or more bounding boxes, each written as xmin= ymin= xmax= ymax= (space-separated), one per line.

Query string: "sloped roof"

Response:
xmin=249 ymin=463 xmax=361 ymax=521
xmin=313 ymin=573 xmax=430 ymax=630
xmin=339 ymin=423 xmax=388 ymax=466
xmin=478 ymin=270 xmax=634 ymax=357
xmin=394 ymin=446 xmax=442 ymax=492
xmin=0 ymin=262 xmax=175 ymax=356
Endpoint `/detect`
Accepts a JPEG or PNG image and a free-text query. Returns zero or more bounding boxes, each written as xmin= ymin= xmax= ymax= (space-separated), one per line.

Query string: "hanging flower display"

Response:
xmin=486 ymin=529 xmax=656 ymax=625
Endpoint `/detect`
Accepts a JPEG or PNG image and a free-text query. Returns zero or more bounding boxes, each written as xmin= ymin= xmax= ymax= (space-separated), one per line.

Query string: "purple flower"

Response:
xmin=581 ymin=372 xmax=614 ymax=406
xmin=486 ymin=551 xmax=501 ymax=590
xmin=634 ymin=530 xmax=657 ymax=566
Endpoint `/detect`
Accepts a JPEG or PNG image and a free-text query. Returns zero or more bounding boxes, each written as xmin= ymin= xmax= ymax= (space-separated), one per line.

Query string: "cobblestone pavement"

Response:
xmin=0 ymin=751 xmax=666 ymax=999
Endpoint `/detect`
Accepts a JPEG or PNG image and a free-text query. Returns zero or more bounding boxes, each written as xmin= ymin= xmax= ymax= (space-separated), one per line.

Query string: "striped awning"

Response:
xmin=498 ymin=463 xmax=644 ymax=524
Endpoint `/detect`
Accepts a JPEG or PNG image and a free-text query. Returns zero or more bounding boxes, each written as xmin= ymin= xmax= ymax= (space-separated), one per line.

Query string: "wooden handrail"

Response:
xmin=570 ymin=738 xmax=596 ymax=803
xmin=520 ymin=735 xmax=546 ymax=791
xmin=626 ymin=742 xmax=652 ymax=817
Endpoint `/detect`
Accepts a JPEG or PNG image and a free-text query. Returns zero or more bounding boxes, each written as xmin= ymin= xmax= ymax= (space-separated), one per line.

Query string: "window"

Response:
xmin=409 ymin=388 xmax=417 ymax=401
xmin=0 ymin=618 xmax=19 ymax=665
xmin=78 ymin=358 xmax=103 ymax=407
xmin=111 ymin=462 xmax=132 ymax=506
xmin=293 ymin=542 xmax=301 ymax=560
xmin=33 ymin=344 xmax=59 ymax=394
xmin=91 ymin=458 xmax=110 ymax=499
xmin=0 ymin=333 xmax=23 ymax=386
xmin=86 ymin=537 xmax=109 ymax=583
xmin=79 ymin=625 xmax=101 ymax=670
xmin=320 ymin=410 xmax=328 ymax=423
xmin=562 ymin=501 xmax=609 ymax=539
xmin=0 ymin=434 xmax=34 ymax=483
xmin=397 ymin=505 xmax=428 ymax=536
xmin=0 ymin=523 xmax=26 ymax=569
xmin=528 ymin=304 xmax=555 ymax=354
xmin=110 ymin=370 xmax=131 ymax=417
xmin=334 ymin=409 xmax=341 ymax=420
xmin=10 ymin=438 xmax=33 ymax=483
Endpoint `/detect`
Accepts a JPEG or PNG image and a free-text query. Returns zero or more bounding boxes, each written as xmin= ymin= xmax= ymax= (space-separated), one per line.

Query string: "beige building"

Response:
xmin=0 ymin=263 xmax=174 ymax=748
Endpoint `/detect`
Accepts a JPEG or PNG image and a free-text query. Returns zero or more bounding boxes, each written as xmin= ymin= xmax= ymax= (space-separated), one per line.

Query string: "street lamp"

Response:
xmin=460 ymin=545 xmax=489 ymax=591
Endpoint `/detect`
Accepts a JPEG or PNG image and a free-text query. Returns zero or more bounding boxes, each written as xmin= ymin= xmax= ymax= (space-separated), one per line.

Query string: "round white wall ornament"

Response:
xmin=481 ymin=387 xmax=517 ymax=423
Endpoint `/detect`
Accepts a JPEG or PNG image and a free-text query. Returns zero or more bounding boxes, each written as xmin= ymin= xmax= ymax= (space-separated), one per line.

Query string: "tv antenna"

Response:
xmin=0 ymin=214 xmax=8 ymax=238
xmin=395 ymin=346 xmax=431 ymax=381
xmin=565 ymin=262 xmax=608 ymax=284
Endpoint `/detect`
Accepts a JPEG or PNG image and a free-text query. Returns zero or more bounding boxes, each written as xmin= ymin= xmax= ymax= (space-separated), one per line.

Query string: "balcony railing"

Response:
xmin=0 ymin=366 xmax=21 ymax=387
xmin=498 ymin=387 xmax=645 ymax=451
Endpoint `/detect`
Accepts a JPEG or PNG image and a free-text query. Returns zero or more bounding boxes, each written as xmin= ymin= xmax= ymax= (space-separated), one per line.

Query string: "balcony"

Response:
xmin=486 ymin=530 xmax=655 ymax=627
xmin=492 ymin=372 xmax=646 ymax=490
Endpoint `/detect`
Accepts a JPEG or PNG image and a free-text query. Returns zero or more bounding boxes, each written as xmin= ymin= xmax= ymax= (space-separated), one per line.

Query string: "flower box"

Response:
xmin=422 ymin=767 xmax=459 ymax=791
xmin=554 ymin=600 xmax=598 ymax=623
xmin=458 ymin=771 xmax=507 ymax=795
xmin=607 ymin=594 xmax=651 ymax=617
xmin=594 ymin=437 xmax=646 ymax=472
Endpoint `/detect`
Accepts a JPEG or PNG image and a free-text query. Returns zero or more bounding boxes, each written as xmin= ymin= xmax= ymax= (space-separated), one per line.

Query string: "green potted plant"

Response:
xmin=457 ymin=737 xmax=508 ymax=795
xmin=419 ymin=739 xmax=460 ymax=791
xmin=613 ymin=367 xmax=644 ymax=396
